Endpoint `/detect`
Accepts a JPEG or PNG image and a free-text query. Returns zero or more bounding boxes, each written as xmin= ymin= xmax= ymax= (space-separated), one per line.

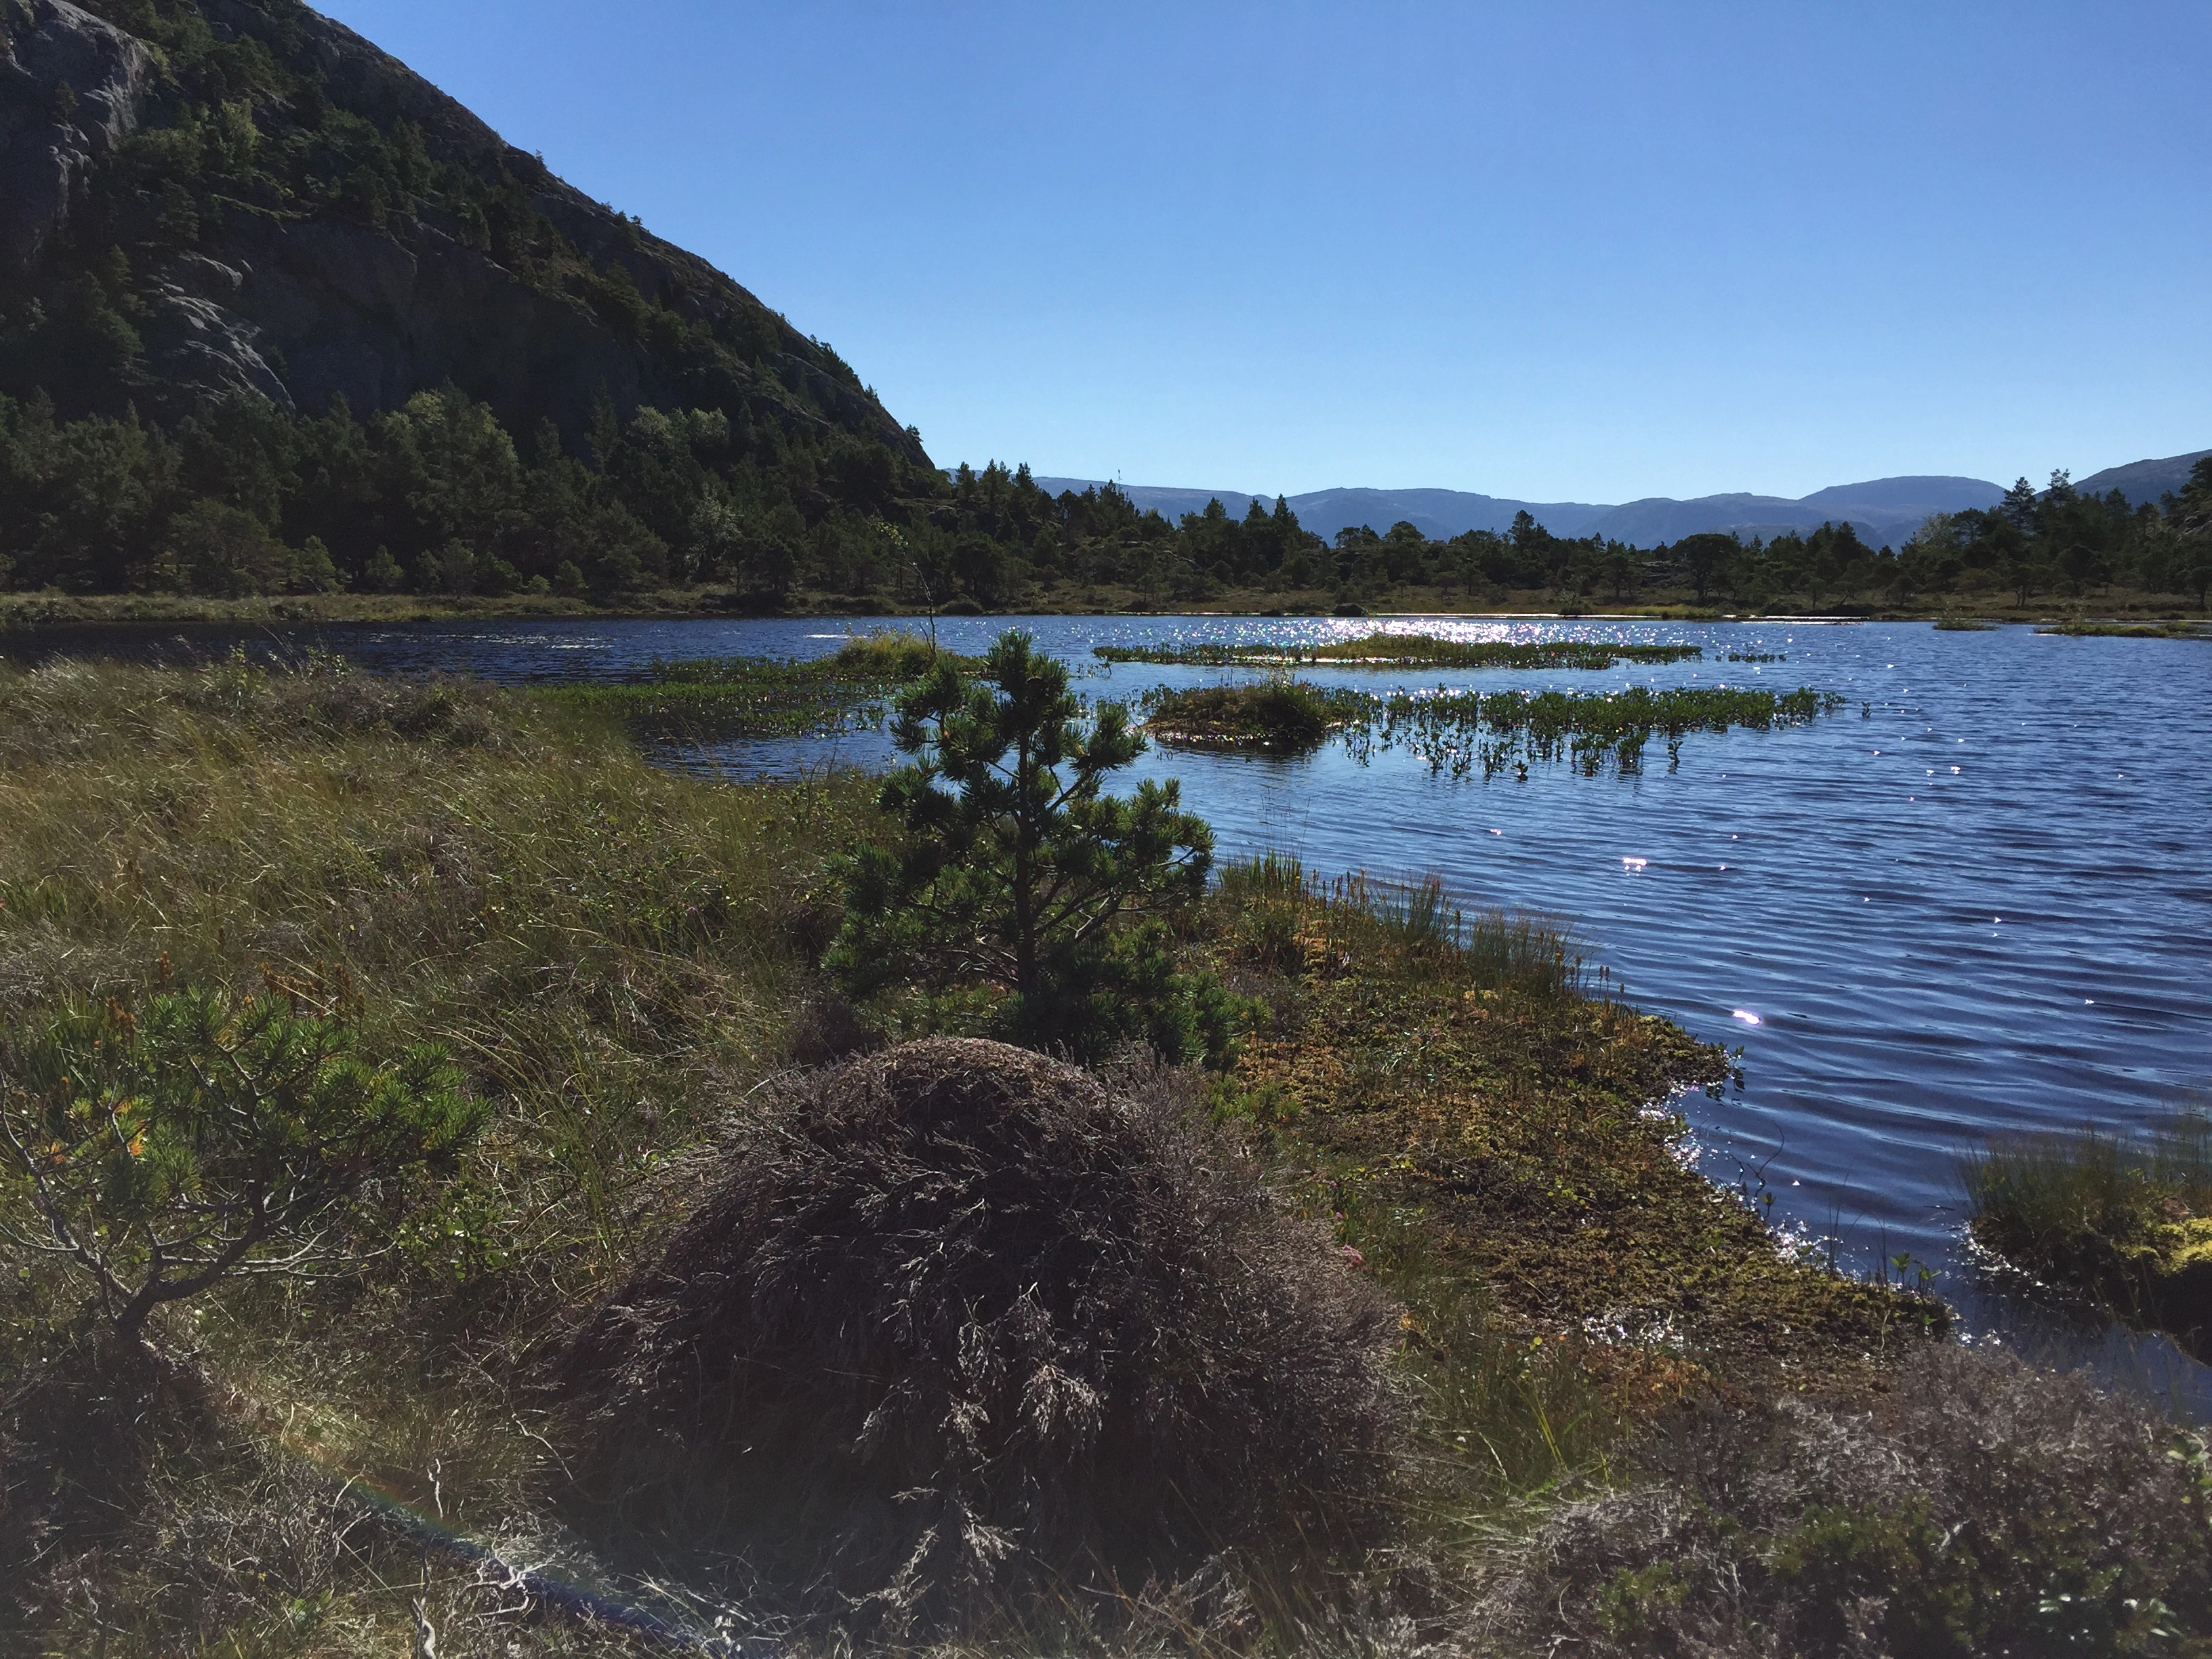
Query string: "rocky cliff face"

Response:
xmin=0 ymin=0 xmax=924 ymax=462
xmin=0 ymin=2 xmax=152 ymax=270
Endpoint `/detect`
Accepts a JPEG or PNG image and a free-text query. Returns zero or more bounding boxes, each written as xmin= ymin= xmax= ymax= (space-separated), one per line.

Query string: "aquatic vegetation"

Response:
xmin=1934 ymin=615 xmax=1999 ymax=631
xmin=2035 ymin=620 xmax=2212 ymax=639
xmin=1136 ymin=678 xmax=1366 ymax=748
xmin=1353 ymin=683 xmax=1849 ymax=779
xmin=1724 ymin=651 xmax=1784 ymax=661
xmin=1097 ymin=631 xmax=1703 ymax=670
xmin=1197 ymin=856 xmax=1935 ymax=1435
xmin=541 ymin=630 xmax=982 ymax=739
xmin=1146 ymin=677 xmax=1845 ymax=778
xmin=1965 ymin=1106 xmax=2212 ymax=1349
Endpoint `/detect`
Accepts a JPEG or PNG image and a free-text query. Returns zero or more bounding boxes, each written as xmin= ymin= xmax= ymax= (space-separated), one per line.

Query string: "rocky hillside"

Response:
xmin=0 ymin=0 xmax=920 ymax=457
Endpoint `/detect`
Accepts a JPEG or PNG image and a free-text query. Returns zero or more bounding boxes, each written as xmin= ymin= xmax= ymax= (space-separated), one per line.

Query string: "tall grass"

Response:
xmin=0 ymin=656 xmax=880 ymax=1651
xmin=1964 ymin=1105 xmax=2212 ymax=1319
xmin=1212 ymin=856 xmax=1580 ymax=998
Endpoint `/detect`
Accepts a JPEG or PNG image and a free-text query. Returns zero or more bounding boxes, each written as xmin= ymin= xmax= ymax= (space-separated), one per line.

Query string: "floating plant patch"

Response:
xmin=1098 ymin=632 xmax=1702 ymax=671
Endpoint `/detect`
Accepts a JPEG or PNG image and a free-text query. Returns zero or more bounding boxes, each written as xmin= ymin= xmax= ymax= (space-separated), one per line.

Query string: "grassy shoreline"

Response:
xmin=0 ymin=656 xmax=2199 ymax=1654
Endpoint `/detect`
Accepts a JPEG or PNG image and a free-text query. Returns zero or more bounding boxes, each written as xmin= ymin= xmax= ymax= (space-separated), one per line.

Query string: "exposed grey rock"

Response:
xmin=143 ymin=283 xmax=295 ymax=413
xmin=162 ymin=253 xmax=249 ymax=300
xmin=0 ymin=0 xmax=152 ymax=273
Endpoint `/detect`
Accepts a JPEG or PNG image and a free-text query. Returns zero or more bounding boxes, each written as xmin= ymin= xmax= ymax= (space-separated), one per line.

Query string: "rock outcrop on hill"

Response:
xmin=0 ymin=0 xmax=922 ymax=459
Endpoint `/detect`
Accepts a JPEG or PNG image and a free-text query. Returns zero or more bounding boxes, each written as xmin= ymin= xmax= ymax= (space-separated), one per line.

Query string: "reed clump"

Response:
xmin=1965 ymin=1107 xmax=2212 ymax=1346
xmin=1133 ymin=678 xmax=1850 ymax=778
xmin=1357 ymin=684 xmax=1847 ymax=778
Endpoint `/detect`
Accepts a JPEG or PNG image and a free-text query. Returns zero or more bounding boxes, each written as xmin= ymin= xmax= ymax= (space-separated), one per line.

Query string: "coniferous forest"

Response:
xmin=8 ymin=383 xmax=2209 ymax=614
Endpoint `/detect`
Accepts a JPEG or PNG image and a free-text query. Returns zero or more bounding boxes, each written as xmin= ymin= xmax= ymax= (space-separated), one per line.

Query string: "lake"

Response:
xmin=9 ymin=612 xmax=2209 ymax=1400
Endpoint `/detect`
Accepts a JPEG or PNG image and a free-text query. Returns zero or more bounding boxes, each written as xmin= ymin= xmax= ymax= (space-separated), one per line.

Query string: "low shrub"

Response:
xmin=555 ymin=1038 xmax=1402 ymax=1635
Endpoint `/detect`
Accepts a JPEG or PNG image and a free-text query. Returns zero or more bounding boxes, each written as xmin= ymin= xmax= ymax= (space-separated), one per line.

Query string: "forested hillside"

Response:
xmin=0 ymin=0 xmax=930 ymax=598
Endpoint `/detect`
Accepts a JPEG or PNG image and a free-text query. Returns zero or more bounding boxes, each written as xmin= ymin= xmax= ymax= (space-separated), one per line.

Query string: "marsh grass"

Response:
xmin=0 ymin=655 xmax=877 ymax=1651
xmin=1137 ymin=679 xmax=1848 ymax=779
xmin=541 ymin=628 xmax=984 ymax=742
xmin=1965 ymin=1107 xmax=2212 ymax=1341
xmin=1098 ymin=634 xmax=1702 ymax=671
xmin=2034 ymin=620 xmax=2212 ymax=639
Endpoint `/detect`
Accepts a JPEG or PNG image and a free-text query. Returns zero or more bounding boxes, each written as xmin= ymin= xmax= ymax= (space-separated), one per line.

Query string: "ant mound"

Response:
xmin=557 ymin=1038 xmax=1399 ymax=1631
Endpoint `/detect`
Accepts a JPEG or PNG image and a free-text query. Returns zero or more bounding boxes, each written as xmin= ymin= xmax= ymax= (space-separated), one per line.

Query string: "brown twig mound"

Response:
xmin=555 ymin=1038 xmax=1401 ymax=1632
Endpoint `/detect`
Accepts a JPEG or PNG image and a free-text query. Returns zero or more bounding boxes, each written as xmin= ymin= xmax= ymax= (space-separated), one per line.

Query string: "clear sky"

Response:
xmin=316 ymin=1 xmax=2209 ymax=503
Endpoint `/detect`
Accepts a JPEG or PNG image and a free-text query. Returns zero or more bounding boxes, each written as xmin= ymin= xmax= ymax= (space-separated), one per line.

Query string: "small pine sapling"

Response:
xmin=830 ymin=630 xmax=1231 ymax=1063
xmin=0 ymin=986 xmax=480 ymax=1346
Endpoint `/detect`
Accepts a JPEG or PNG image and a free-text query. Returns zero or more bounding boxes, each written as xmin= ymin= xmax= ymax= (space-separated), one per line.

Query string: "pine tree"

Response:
xmin=830 ymin=631 xmax=1227 ymax=1063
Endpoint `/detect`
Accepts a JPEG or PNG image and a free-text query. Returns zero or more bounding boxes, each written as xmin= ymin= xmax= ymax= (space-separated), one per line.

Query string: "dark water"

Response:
xmin=10 ymin=613 xmax=2210 ymax=1400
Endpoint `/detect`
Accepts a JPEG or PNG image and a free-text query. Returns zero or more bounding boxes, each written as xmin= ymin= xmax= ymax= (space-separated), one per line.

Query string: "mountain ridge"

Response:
xmin=1033 ymin=473 xmax=2011 ymax=549
xmin=1035 ymin=457 xmax=2205 ymax=548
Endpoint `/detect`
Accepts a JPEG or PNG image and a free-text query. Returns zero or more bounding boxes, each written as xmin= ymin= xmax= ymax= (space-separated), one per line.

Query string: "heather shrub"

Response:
xmin=1486 ymin=1345 xmax=2212 ymax=1656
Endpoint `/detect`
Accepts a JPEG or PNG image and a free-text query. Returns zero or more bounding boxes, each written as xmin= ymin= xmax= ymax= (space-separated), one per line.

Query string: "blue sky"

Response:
xmin=318 ymin=1 xmax=2209 ymax=502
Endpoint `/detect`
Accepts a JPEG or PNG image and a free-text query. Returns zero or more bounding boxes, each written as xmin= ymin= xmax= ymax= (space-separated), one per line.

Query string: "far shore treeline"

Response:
xmin=3 ymin=384 xmax=2209 ymax=613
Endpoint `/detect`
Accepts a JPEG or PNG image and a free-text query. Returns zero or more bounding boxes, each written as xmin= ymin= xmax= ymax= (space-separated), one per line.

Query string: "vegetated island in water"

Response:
xmin=1097 ymin=632 xmax=1704 ymax=670
xmin=1140 ymin=678 xmax=1848 ymax=776
xmin=2034 ymin=620 xmax=2212 ymax=640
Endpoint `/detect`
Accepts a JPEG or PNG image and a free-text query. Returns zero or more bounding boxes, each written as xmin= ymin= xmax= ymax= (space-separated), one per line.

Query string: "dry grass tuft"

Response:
xmin=556 ymin=1038 xmax=1404 ymax=1637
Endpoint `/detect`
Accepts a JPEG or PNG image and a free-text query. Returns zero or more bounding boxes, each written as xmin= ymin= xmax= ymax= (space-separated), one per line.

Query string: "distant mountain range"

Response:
xmin=1036 ymin=449 xmax=2205 ymax=548
xmin=2075 ymin=451 xmax=2211 ymax=507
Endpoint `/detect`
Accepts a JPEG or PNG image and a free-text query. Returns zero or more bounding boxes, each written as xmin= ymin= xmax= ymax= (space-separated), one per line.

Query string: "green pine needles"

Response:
xmin=0 ymin=986 xmax=480 ymax=1346
xmin=830 ymin=631 xmax=1231 ymax=1064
